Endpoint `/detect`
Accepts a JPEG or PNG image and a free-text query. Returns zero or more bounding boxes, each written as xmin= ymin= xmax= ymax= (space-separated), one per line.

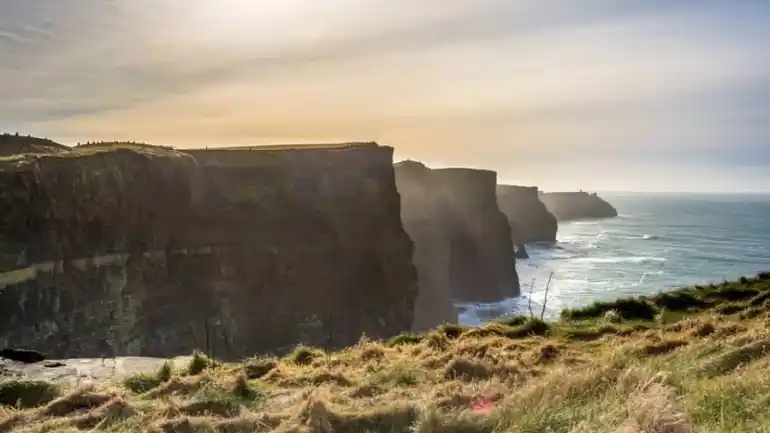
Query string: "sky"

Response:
xmin=1 ymin=0 xmax=770 ymax=192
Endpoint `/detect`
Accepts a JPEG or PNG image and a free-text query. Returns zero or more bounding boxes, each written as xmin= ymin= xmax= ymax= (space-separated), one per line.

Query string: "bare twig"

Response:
xmin=324 ymin=307 xmax=334 ymax=360
xmin=204 ymin=317 xmax=211 ymax=359
xmin=540 ymin=269 xmax=554 ymax=320
xmin=527 ymin=277 xmax=536 ymax=318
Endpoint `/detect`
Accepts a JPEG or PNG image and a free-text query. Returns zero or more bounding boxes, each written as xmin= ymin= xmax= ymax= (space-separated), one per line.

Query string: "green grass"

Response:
xmin=0 ymin=379 xmax=60 ymax=408
xmin=122 ymin=361 xmax=174 ymax=394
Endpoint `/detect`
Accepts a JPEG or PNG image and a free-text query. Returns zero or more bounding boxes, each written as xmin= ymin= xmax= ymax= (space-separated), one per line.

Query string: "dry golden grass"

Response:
xmin=2 ymin=275 xmax=770 ymax=432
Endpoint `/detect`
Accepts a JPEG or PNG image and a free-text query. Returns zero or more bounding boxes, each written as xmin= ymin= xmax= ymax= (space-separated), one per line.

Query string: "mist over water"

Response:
xmin=459 ymin=193 xmax=770 ymax=325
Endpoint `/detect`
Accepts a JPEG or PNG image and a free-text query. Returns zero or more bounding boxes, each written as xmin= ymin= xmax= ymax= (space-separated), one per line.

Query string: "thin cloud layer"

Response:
xmin=1 ymin=0 xmax=769 ymax=191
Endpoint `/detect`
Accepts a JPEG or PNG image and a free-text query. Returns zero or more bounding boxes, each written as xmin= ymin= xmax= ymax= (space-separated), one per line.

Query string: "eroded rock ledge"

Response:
xmin=394 ymin=161 xmax=519 ymax=328
xmin=496 ymin=185 xmax=558 ymax=245
xmin=539 ymin=191 xmax=618 ymax=221
xmin=0 ymin=142 xmax=418 ymax=360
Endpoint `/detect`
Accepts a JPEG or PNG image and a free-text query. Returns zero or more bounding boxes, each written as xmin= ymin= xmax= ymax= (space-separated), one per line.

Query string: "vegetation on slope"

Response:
xmin=0 ymin=133 xmax=69 ymax=157
xmin=1 ymin=273 xmax=770 ymax=432
xmin=73 ymin=141 xmax=175 ymax=151
xmin=188 ymin=142 xmax=379 ymax=152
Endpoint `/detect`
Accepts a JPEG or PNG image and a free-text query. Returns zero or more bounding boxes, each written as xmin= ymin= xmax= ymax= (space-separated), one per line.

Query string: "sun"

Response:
xmin=191 ymin=0 xmax=312 ymax=31
xmin=184 ymin=0 xmax=335 ymax=48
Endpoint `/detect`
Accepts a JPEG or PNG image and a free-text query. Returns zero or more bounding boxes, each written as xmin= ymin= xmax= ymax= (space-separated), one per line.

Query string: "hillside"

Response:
xmin=0 ymin=134 xmax=69 ymax=156
xmin=2 ymin=272 xmax=769 ymax=432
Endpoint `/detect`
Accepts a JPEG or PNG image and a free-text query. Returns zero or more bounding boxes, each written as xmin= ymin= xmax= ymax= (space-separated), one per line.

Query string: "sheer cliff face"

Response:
xmin=539 ymin=191 xmax=619 ymax=221
xmin=496 ymin=185 xmax=558 ymax=244
xmin=0 ymin=143 xmax=418 ymax=359
xmin=0 ymin=146 xmax=197 ymax=358
xmin=433 ymin=168 xmax=519 ymax=302
xmin=395 ymin=162 xmax=519 ymax=316
xmin=393 ymin=161 xmax=457 ymax=332
xmin=183 ymin=144 xmax=418 ymax=355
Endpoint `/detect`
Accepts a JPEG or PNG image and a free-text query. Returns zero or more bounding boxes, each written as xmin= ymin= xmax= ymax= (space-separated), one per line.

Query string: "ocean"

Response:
xmin=458 ymin=192 xmax=770 ymax=325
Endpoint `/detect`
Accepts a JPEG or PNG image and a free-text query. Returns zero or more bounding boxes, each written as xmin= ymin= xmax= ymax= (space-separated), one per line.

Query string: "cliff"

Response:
xmin=393 ymin=161 xmax=457 ymax=332
xmin=0 ymin=142 xmax=418 ymax=360
xmin=432 ymin=168 xmax=518 ymax=302
xmin=496 ymin=185 xmax=558 ymax=245
xmin=539 ymin=191 xmax=618 ymax=221
xmin=182 ymin=143 xmax=418 ymax=356
xmin=395 ymin=162 xmax=519 ymax=312
xmin=0 ymin=133 xmax=69 ymax=156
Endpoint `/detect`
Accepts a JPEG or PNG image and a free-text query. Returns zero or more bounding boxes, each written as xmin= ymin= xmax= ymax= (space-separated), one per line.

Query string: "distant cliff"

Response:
xmin=496 ymin=185 xmax=558 ymax=244
xmin=0 ymin=142 xmax=418 ymax=359
xmin=395 ymin=161 xmax=519 ymax=318
xmin=539 ymin=191 xmax=618 ymax=221
xmin=0 ymin=133 xmax=69 ymax=156
xmin=394 ymin=161 xmax=458 ymax=332
xmin=432 ymin=168 xmax=519 ymax=302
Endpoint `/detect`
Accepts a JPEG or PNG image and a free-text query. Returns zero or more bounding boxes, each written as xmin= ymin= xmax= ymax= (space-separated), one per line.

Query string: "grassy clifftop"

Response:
xmin=2 ymin=273 xmax=769 ymax=432
xmin=0 ymin=134 xmax=69 ymax=157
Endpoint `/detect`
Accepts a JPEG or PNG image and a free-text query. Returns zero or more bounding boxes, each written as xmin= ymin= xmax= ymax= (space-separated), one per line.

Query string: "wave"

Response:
xmin=572 ymin=256 xmax=667 ymax=264
xmin=569 ymin=220 xmax=602 ymax=226
xmin=615 ymin=234 xmax=660 ymax=240
xmin=619 ymin=270 xmax=666 ymax=288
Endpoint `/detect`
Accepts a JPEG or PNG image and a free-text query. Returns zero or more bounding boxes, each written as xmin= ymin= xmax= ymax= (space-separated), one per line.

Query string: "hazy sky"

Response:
xmin=2 ymin=1 xmax=769 ymax=192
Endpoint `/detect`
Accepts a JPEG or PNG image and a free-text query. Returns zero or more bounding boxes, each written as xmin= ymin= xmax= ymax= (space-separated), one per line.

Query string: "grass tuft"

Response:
xmin=187 ymin=350 xmax=213 ymax=375
xmin=0 ymin=380 xmax=60 ymax=408
xmin=287 ymin=345 xmax=325 ymax=366
xmin=123 ymin=361 xmax=174 ymax=393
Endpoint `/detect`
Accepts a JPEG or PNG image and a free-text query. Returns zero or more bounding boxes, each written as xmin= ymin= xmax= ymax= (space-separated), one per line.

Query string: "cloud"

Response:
xmin=2 ymin=0 xmax=770 ymax=191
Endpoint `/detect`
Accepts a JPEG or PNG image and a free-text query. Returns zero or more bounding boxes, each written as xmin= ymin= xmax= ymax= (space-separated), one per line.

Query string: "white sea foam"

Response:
xmin=572 ymin=256 xmax=667 ymax=264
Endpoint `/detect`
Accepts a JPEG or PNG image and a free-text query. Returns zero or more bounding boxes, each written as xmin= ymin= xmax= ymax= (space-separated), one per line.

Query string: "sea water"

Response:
xmin=458 ymin=193 xmax=770 ymax=325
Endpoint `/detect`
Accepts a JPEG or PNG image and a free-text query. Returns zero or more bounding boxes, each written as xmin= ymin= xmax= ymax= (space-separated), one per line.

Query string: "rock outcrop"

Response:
xmin=539 ymin=191 xmax=618 ymax=221
xmin=394 ymin=161 xmax=519 ymax=319
xmin=496 ymin=185 xmax=558 ymax=245
xmin=0 ymin=142 xmax=418 ymax=360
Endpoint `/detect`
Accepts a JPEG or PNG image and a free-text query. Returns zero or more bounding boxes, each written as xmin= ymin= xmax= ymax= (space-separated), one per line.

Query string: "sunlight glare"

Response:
xmin=189 ymin=0 xmax=318 ymax=45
